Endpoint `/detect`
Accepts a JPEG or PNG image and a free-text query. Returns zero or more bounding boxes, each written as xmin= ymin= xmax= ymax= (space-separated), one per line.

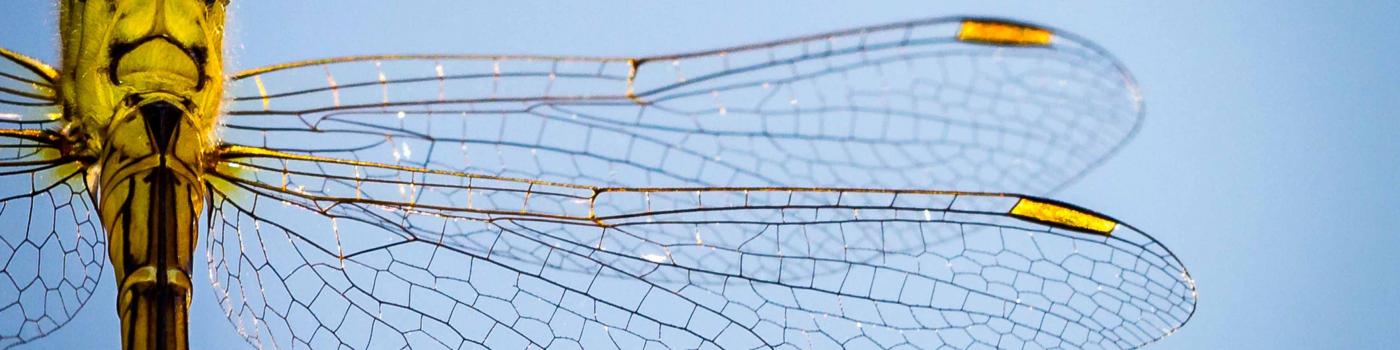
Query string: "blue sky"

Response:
xmin=3 ymin=1 xmax=1399 ymax=349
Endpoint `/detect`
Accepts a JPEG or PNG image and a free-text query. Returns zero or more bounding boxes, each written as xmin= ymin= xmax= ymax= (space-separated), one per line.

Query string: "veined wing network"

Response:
xmin=0 ymin=16 xmax=1195 ymax=350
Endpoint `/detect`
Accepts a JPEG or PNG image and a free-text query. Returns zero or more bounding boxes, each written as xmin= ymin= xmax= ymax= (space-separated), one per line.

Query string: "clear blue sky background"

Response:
xmin=3 ymin=1 xmax=1398 ymax=349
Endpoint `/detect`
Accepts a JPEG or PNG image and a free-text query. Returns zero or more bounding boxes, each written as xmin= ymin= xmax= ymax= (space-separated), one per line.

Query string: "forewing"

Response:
xmin=0 ymin=49 xmax=104 ymax=350
xmin=221 ymin=17 xmax=1142 ymax=193
xmin=205 ymin=148 xmax=1195 ymax=349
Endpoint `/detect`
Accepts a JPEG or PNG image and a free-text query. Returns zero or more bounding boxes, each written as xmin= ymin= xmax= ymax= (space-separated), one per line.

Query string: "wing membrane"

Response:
xmin=222 ymin=17 xmax=1142 ymax=194
xmin=0 ymin=48 xmax=101 ymax=349
xmin=210 ymin=17 xmax=1184 ymax=350
xmin=0 ymin=128 xmax=103 ymax=348
xmin=207 ymin=146 xmax=1195 ymax=349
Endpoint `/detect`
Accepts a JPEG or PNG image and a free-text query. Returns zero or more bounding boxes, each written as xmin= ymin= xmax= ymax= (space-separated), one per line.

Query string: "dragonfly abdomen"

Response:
xmin=99 ymin=106 xmax=205 ymax=350
xmin=93 ymin=96 xmax=210 ymax=350
xmin=115 ymin=168 xmax=198 ymax=350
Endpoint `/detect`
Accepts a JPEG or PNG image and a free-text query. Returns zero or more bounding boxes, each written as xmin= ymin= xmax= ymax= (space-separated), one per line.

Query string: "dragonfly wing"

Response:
xmin=0 ymin=49 xmax=103 ymax=349
xmin=222 ymin=17 xmax=1142 ymax=194
xmin=494 ymin=191 xmax=1196 ymax=349
xmin=0 ymin=47 xmax=59 ymax=123
xmin=206 ymin=191 xmax=745 ymax=349
xmin=206 ymin=148 xmax=1194 ymax=349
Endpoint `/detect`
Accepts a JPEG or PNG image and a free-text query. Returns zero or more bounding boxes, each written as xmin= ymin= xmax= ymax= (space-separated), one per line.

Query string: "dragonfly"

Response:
xmin=0 ymin=1 xmax=1196 ymax=349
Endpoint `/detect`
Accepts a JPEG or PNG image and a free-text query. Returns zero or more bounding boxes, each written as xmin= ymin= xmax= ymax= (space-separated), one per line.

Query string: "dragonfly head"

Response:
xmin=59 ymin=0 xmax=229 ymax=154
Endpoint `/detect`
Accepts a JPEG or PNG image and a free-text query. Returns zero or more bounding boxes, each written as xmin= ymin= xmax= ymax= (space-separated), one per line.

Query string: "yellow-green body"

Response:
xmin=57 ymin=1 xmax=227 ymax=349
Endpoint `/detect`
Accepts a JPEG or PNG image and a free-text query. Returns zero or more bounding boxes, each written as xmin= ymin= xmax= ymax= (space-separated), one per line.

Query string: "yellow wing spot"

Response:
xmin=205 ymin=160 xmax=254 ymax=202
xmin=1009 ymin=197 xmax=1116 ymax=236
xmin=956 ymin=20 xmax=1053 ymax=46
xmin=626 ymin=59 xmax=648 ymax=105
xmin=0 ymin=129 xmax=81 ymax=185
xmin=253 ymin=75 xmax=270 ymax=111
xmin=324 ymin=67 xmax=342 ymax=107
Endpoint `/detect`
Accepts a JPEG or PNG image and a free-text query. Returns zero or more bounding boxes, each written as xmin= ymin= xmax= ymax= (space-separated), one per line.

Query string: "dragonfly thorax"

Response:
xmin=58 ymin=0 xmax=227 ymax=151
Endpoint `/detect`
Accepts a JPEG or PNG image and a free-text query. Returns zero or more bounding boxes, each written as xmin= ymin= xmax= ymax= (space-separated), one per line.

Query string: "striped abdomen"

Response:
xmin=97 ymin=100 xmax=206 ymax=350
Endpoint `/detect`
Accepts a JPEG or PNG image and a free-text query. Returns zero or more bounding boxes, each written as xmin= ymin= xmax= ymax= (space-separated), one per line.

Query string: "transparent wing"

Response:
xmin=221 ymin=17 xmax=1143 ymax=194
xmin=205 ymin=146 xmax=1195 ymax=349
xmin=0 ymin=48 xmax=59 ymax=122
xmin=0 ymin=48 xmax=105 ymax=349
xmin=216 ymin=15 xmax=1160 ymax=327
